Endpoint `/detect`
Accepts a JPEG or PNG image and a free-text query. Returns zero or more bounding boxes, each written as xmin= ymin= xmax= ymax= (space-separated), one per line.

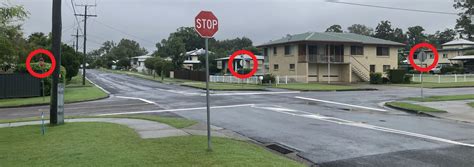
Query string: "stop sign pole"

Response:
xmin=195 ymin=11 xmax=218 ymax=151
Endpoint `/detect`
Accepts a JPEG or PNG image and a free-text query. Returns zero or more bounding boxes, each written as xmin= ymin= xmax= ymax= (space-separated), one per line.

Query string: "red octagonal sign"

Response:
xmin=194 ymin=11 xmax=218 ymax=38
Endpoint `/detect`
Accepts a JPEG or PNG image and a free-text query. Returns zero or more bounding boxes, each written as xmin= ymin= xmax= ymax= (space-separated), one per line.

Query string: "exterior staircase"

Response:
xmin=350 ymin=56 xmax=370 ymax=82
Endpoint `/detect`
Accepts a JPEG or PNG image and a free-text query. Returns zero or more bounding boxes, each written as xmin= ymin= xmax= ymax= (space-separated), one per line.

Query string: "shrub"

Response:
xmin=403 ymin=75 xmax=412 ymax=84
xmin=441 ymin=66 xmax=465 ymax=74
xmin=370 ymin=72 xmax=383 ymax=84
xmin=387 ymin=69 xmax=406 ymax=84
xmin=15 ymin=63 xmax=67 ymax=96
xmin=262 ymin=74 xmax=275 ymax=84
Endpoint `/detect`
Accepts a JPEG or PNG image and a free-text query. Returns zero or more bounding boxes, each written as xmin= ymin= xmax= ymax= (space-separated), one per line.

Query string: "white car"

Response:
xmin=430 ymin=65 xmax=442 ymax=74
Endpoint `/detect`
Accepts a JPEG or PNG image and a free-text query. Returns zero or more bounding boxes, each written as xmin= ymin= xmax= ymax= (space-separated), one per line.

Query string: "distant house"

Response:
xmin=257 ymin=32 xmax=404 ymax=83
xmin=215 ymin=54 xmax=266 ymax=76
xmin=131 ymin=55 xmax=151 ymax=72
xmin=424 ymin=39 xmax=474 ymax=73
xmin=183 ymin=48 xmax=212 ymax=70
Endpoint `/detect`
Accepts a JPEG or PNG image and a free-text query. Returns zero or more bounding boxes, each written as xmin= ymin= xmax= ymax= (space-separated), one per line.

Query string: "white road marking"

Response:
xmin=97 ymin=104 xmax=255 ymax=116
xmin=86 ymin=77 xmax=111 ymax=94
xmin=295 ymin=96 xmax=387 ymax=112
xmin=210 ymin=91 xmax=301 ymax=96
xmin=255 ymin=106 xmax=474 ymax=148
xmin=115 ymin=96 xmax=157 ymax=105
xmin=155 ymin=88 xmax=201 ymax=96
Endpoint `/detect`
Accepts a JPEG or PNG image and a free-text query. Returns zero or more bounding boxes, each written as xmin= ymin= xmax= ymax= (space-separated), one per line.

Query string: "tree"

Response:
xmin=0 ymin=4 xmax=28 ymax=70
xmin=374 ymin=20 xmax=394 ymax=40
xmin=347 ymin=24 xmax=373 ymax=36
xmin=454 ymin=1 xmax=474 ymax=39
xmin=61 ymin=44 xmax=81 ymax=81
xmin=406 ymin=26 xmax=427 ymax=47
xmin=153 ymin=57 xmax=172 ymax=77
xmin=325 ymin=24 xmax=343 ymax=33
xmin=392 ymin=28 xmax=406 ymax=44
xmin=144 ymin=57 xmax=156 ymax=73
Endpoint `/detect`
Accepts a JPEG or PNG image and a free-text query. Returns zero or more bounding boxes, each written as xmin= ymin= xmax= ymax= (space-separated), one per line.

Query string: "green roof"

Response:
xmin=257 ymin=32 xmax=404 ymax=47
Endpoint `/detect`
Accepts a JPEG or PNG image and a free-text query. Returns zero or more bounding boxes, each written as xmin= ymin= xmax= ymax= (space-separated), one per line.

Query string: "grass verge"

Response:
xmin=385 ymin=102 xmax=446 ymax=113
xmin=0 ymin=114 xmax=197 ymax=129
xmin=468 ymin=102 xmax=474 ymax=108
xmin=0 ymin=75 xmax=108 ymax=108
xmin=0 ymin=123 xmax=303 ymax=166
xmin=406 ymin=94 xmax=474 ymax=102
xmin=393 ymin=82 xmax=474 ymax=88
xmin=274 ymin=83 xmax=366 ymax=91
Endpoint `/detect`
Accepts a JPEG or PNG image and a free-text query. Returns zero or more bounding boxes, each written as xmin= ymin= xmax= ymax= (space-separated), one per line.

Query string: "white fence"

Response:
xmin=275 ymin=75 xmax=307 ymax=84
xmin=209 ymin=75 xmax=307 ymax=84
xmin=410 ymin=74 xmax=474 ymax=83
xmin=210 ymin=75 xmax=260 ymax=84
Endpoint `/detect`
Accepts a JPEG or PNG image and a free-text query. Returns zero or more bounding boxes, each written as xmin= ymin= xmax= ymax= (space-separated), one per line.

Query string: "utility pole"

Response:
xmin=72 ymin=29 xmax=83 ymax=63
xmin=50 ymin=0 xmax=62 ymax=125
xmin=75 ymin=4 xmax=97 ymax=85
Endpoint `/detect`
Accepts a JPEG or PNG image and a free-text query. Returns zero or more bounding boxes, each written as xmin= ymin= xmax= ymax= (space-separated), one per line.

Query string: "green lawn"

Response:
xmin=182 ymin=82 xmax=266 ymax=91
xmin=0 ymin=123 xmax=303 ymax=166
xmin=406 ymin=94 xmax=474 ymax=102
xmin=0 ymin=114 xmax=197 ymax=129
xmin=274 ymin=83 xmax=364 ymax=91
xmin=393 ymin=82 xmax=474 ymax=88
xmin=0 ymin=75 xmax=108 ymax=108
xmin=385 ymin=102 xmax=446 ymax=113
xmin=468 ymin=102 xmax=474 ymax=108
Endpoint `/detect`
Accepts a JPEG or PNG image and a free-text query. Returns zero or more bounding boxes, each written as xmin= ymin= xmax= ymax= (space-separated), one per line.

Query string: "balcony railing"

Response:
xmin=299 ymin=55 xmax=348 ymax=63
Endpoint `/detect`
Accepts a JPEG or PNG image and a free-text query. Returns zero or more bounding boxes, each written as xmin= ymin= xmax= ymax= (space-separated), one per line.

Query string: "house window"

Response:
xmin=284 ymin=45 xmax=292 ymax=55
xmin=376 ymin=47 xmax=389 ymax=56
xmin=273 ymin=47 xmax=277 ymax=55
xmin=443 ymin=54 xmax=448 ymax=58
xmin=263 ymin=48 xmax=268 ymax=56
xmin=370 ymin=65 xmax=376 ymax=73
xmin=308 ymin=45 xmax=318 ymax=55
xmin=351 ymin=46 xmax=364 ymax=55
xmin=274 ymin=64 xmax=279 ymax=71
xmin=383 ymin=65 xmax=391 ymax=72
xmin=289 ymin=64 xmax=295 ymax=71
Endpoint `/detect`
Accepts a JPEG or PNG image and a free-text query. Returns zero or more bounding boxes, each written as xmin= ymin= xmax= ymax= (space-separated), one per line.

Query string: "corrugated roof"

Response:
xmin=257 ymin=32 xmax=404 ymax=47
xmin=442 ymin=39 xmax=474 ymax=46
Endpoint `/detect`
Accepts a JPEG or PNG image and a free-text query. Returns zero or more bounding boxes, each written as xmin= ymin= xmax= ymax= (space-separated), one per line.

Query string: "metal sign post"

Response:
xmin=195 ymin=11 xmax=218 ymax=151
xmin=205 ymin=38 xmax=211 ymax=151
xmin=417 ymin=51 xmax=427 ymax=99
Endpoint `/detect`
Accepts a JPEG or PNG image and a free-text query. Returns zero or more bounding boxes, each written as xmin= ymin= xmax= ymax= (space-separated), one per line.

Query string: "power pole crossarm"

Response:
xmin=75 ymin=4 xmax=97 ymax=85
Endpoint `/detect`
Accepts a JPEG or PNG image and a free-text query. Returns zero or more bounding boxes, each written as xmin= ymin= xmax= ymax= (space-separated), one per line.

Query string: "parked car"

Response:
xmin=430 ymin=65 xmax=443 ymax=74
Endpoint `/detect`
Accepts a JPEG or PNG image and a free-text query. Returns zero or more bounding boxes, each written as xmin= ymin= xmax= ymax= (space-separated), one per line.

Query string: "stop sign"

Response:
xmin=195 ymin=11 xmax=218 ymax=38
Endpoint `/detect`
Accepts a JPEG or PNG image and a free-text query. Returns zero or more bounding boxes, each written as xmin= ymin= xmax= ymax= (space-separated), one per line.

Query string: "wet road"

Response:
xmin=1 ymin=69 xmax=474 ymax=166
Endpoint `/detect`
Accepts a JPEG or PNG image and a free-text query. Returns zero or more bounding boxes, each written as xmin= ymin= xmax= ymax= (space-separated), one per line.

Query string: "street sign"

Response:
xmin=194 ymin=10 xmax=219 ymax=151
xmin=194 ymin=11 xmax=219 ymax=38
xmin=417 ymin=51 xmax=427 ymax=63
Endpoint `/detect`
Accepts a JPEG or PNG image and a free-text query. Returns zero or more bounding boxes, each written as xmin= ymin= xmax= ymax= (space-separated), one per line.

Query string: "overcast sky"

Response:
xmin=11 ymin=0 xmax=459 ymax=53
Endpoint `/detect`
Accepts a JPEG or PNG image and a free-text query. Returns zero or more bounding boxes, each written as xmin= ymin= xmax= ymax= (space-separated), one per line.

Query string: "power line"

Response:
xmin=70 ymin=0 xmax=83 ymax=34
xmin=91 ymin=19 xmax=156 ymax=45
xmin=75 ymin=4 xmax=97 ymax=85
xmin=326 ymin=0 xmax=458 ymax=16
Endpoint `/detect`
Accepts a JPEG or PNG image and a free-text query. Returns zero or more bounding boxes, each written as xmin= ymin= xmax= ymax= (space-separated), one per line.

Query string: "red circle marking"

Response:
xmin=408 ymin=43 xmax=439 ymax=72
xmin=26 ymin=49 xmax=56 ymax=79
xmin=227 ymin=50 xmax=259 ymax=79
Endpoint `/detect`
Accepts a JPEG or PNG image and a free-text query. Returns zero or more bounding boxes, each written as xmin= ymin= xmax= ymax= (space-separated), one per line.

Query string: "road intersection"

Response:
xmin=2 ymin=69 xmax=474 ymax=166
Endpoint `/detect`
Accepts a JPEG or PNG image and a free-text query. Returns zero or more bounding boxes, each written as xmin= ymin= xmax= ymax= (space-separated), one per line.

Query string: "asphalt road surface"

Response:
xmin=2 ymin=69 xmax=474 ymax=167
